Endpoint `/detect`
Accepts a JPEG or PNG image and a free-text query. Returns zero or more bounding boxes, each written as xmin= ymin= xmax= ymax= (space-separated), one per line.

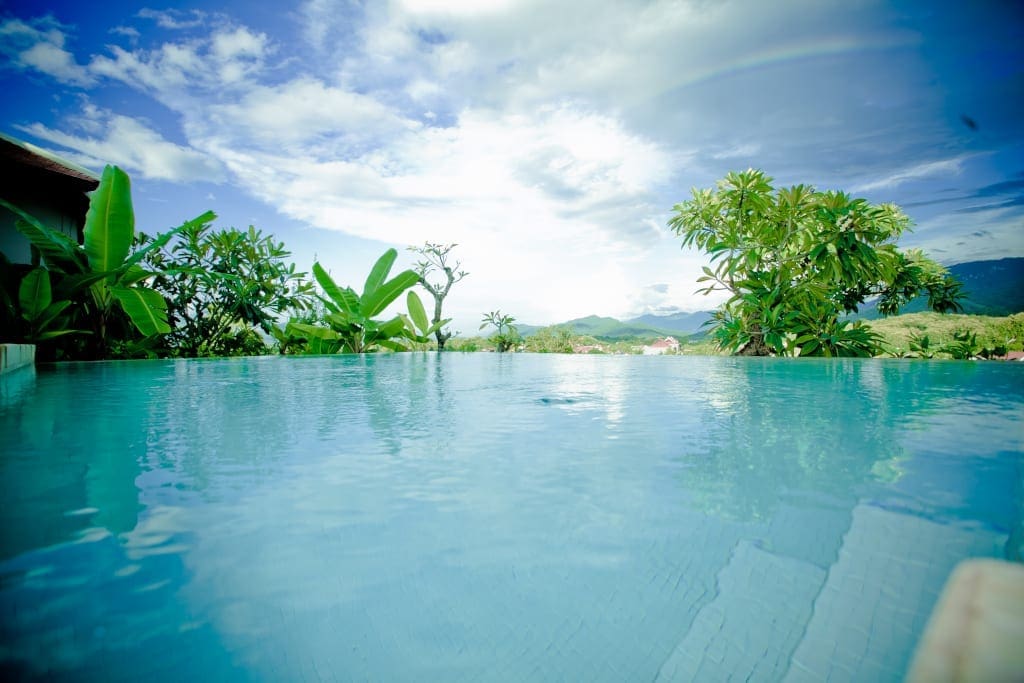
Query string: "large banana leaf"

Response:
xmin=374 ymin=339 xmax=408 ymax=352
xmin=33 ymin=300 xmax=72 ymax=333
xmin=313 ymin=263 xmax=359 ymax=313
xmin=425 ymin=318 xmax=451 ymax=336
xmin=287 ymin=322 xmax=342 ymax=341
xmin=363 ymin=248 xmax=397 ymax=297
xmin=119 ymin=264 xmax=160 ymax=286
xmin=84 ymin=166 xmax=134 ymax=276
xmin=406 ymin=290 xmax=429 ymax=334
xmin=362 ymin=269 xmax=419 ymax=318
xmin=53 ymin=270 xmax=115 ymax=300
xmin=18 ymin=268 xmax=51 ymax=320
xmin=373 ymin=315 xmax=409 ymax=340
xmin=325 ymin=311 xmax=363 ymax=330
xmin=110 ymin=286 xmax=170 ymax=336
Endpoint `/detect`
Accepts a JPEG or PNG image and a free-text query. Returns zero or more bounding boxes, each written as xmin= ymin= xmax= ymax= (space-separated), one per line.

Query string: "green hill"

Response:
xmin=625 ymin=310 xmax=713 ymax=334
xmin=520 ymin=314 xmax=685 ymax=341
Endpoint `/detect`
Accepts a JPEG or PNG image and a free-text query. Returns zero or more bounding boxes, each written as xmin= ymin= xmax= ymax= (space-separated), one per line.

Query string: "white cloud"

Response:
xmin=852 ymin=157 xmax=968 ymax=193
xmin=712 ymin=143 xmax=761 ymax=160
xmin=902 ymin=206 xmax=1024 ymax=265
xmin=88 ymin=26 xmax=269 ymax=94
xmin=137 ymin=8 xmax=207 ymax=30
xmin=0 ymin=17 xmax=94 ymax=86
xmin=203 ymin=77 xmax=412 ymax=151
xmin=19 ymin=111 xmax=225 ymax=183
xmin=398 ymin=0 xmax=519 ymax=16
xmin=211 ymin=27 xmax=268 ymax=62
xmin=110 ymin=25 xmax=141 ymax=42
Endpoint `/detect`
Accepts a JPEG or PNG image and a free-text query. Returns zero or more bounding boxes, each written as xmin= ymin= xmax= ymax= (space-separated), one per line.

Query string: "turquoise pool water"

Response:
xmin=1 ymin=354 xmax=1021 ymax=681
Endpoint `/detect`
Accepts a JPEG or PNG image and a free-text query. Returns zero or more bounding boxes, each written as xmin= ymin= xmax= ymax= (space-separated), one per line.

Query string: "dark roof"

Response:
xmin=0 ymin=133 xmax=99 ymax=190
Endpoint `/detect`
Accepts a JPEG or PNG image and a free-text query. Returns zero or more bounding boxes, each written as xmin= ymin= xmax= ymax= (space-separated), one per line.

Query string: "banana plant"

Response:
xmin=0 ymin=258 xmax=88 ymax=344
xmin=401 ymin=289 xmax=451 ymax=345
xmin=286 ymin=249 xmax=446 ymax=353
xmin=1 ymin=165 xmax=215 ymax=357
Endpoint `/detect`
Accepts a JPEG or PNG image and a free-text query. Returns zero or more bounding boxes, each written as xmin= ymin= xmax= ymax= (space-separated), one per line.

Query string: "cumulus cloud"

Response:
xmin=203 ymin=77 xmax=413 ymax=152
xmin=0 ymin=17 xmax=95 ymax=85
xmin=137 ymin=8 xmax=208 ymax=31
xmin=88 ymin=25 xmax=269 ymax=94
xmin=18 ymin=111 xmax=225 ymax=183
xmin=180 ymin=99 xmax=678 ymax=322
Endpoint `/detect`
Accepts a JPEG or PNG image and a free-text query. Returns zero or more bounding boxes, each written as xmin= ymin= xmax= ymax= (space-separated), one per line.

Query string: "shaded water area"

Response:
xmin=1 ymin=354 xmax=1022 ymax=681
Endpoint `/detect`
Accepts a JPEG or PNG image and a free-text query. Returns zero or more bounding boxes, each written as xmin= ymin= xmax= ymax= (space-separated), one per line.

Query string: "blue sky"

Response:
xmin=1 ymin=0 xmax=1022 ymax=331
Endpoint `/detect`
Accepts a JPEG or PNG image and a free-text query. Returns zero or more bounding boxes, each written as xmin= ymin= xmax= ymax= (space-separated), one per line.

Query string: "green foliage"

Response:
xmin=285 ymin=249 xmax=445 ymax=353
xmin=0 ymin=165 xmax=213 ymax=358
xmin=3 ymin=264 xmax=85 ymax=343
xmin=524 ymin=325 xmax=575 ymax=353
xmin=142 ymin=223 xmax=314 ymax=357
xmin=480 ymin=310 xmax=520 ymax=352
xmin=908 ymin=332 xmax=935 ymax=359
xmin=444 ymin=337 xmax=482 ymax=352
xmin=84 ymin=165 xmax=134 ymax=276
xmin=942 ymin=329 xmax=979 ymax=360
xmin=669 ymin=169 xmax=964 ymax=357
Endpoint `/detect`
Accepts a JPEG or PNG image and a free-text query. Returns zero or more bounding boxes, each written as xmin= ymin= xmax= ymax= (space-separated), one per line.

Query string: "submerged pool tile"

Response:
xmin=656 ymin=540 xmax=826 ymax=682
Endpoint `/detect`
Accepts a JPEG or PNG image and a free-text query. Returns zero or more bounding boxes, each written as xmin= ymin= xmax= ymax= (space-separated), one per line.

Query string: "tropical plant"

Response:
xmin=0 ymin=165 xmax=214 ymax=358
xmin=286 ymin=249 xmax=448 ymax=353
xmin=480 ymin=310 xmax=520 ymax=352
xmin=0 ymin=252 xmax=88 ymax=345
xmin=408 ymin=242 xmax=467 ymax=350
xmin=943 ymin=329 xmax=980 ymax=360
xmin=141 ymin=223 xmax=314 ymax=357
xmin=669 ymin=169 xmax=964 ymax=356
xmin=908 ymin=332 xmax=935 ymax=359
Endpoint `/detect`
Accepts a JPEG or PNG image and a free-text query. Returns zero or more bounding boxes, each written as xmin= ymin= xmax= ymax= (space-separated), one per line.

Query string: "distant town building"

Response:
xmin=573 ymin=344 xmax=604 ymax=354
xmin=642 ymin=336 xmax=680 ymax=355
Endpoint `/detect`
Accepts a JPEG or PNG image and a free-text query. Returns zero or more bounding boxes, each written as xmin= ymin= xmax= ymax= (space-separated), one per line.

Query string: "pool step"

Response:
xmin=655 ymin=539 xmax=826 ymax=682
xmin=783 ymin=504 xmax=1006 ymax=683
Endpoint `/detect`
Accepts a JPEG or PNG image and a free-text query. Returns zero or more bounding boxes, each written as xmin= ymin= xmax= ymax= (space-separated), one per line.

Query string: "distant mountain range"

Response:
xmin=518 ymin=257 xmax=1023 ymax=341
xmin=854 ymin=257 xmax=1024 ymax=319
xmin=517 ymin=311 xmax=714 ymax=341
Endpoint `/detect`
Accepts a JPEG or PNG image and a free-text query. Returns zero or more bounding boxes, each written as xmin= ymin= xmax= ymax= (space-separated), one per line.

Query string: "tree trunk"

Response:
xmin=737 ymin=324 xmax=771 ymax=356
xmin=432 ymin=296 xmax=451 ymax=350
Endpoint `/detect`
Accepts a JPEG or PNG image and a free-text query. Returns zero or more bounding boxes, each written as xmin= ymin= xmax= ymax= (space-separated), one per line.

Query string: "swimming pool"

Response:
xmin=1 ymin=354 xmax=1021 ymax=681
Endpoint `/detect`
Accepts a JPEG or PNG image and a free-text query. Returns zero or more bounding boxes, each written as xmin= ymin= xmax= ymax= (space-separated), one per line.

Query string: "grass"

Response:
xmin=868 ymin=312 xmax=1024 ymax=356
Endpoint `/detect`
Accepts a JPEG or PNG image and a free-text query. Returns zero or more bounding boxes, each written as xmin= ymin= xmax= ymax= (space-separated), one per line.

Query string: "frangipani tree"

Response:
xmin=480 ymin=310 xmax=520 ymax=352
xmin=408 ymin=242 xmax=467 ymax=350
xmin=669 ymin=169 xmax=963 ymax=357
